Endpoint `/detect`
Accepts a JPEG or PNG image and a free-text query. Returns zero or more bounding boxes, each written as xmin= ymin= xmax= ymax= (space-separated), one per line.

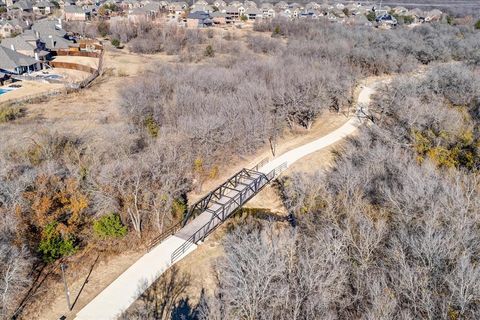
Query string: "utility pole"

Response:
xmin=60 ymin=263 xmax=72 ymax=311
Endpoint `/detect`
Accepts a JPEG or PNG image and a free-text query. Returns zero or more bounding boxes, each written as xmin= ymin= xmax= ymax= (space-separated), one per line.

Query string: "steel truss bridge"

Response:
xmin=146 ymin=159 xmax=287 ymax=262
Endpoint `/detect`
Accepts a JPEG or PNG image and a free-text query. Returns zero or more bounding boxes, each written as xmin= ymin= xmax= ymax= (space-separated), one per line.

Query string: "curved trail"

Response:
xmin=260 ymin=84 xmax=374 ymax=173
xmin=75 ymin=82 xmax=377 ymax=320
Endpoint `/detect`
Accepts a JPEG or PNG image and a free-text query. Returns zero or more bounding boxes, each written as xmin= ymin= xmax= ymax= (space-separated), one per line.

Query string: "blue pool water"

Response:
xmin=0 ymin=88 xmax=12 ymax=95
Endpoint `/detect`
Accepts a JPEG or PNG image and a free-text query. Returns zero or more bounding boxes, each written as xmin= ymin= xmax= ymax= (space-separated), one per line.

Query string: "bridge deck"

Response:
xmin=175 ymin=171 xmax=264 ymax=241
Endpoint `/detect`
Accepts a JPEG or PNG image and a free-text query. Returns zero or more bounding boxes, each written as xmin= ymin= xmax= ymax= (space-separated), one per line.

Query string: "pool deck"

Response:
xmin=0 ymin=81 xmax=65 ymax=104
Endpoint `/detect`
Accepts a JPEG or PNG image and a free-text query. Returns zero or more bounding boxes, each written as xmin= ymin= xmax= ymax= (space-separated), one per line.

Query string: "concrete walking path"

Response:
xmin=75 ymin=83 xmax=376 ymax=320
xmin=260 ymin=85 xmax=374 ymax=174
xmin=75 ymin=236 xmax=197 ymax=320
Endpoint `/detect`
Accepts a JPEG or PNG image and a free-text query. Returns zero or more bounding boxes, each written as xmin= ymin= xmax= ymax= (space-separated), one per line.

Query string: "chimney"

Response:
xmin=49 ymin=35 xmax=54 ymax=49
xmin=35 ymin=52 xmax=39 ymax=60
xmin=58 ymin=18 xmax=62 ymax=29
xmin=10 ymin=44 xmax=15 ymax=51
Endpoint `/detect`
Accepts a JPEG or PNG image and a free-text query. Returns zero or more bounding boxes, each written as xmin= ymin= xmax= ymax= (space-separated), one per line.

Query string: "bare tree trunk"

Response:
xmin=269 ymin=137 xmax=277 ymax=157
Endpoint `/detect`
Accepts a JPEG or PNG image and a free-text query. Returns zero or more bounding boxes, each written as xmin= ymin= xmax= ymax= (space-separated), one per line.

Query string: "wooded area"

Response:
xmin=1 ymin=17 xmax=479 ymax=319
xmin=198 ymin=62 xmax=480 ymax=320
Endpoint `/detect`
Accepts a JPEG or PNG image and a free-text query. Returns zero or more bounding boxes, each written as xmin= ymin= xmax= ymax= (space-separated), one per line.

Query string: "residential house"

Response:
xmin=229 ymin=1 xmax=241 ymax=8
xmin=186 ymin=11 xmax=212 ymax=27
xmin=299 ymin=9 xmax=318 ymax=19
xmin=168 ymin=1 xmax=187 ymax=11
xmin=33 ymin=1 xmax=54 ymax=15
xmin=281 ymin=8 xmax=291 ymax=18
xmin=0 ymin=45 xmax=41 ymax=74
xmin=11 ymin=0 xmax=33 ymax=13
xmin=244 ymin=7 xmax=261 ymax=20
xmin=83 ymin=5 xmax=98 ymax=19
xmin=212 ymin=0 xmax=225 ymax=9
xmin=285 ymin=5 xmax=301 ymax=19
xmin=1 ymin=35 xmax=36 ymax=57
xmin=190 ymin=4 xmax=213 ymax=14
xmin=346 ymin=3 xmax=362 ymax=15
xmin=128 ymin=2 xmax=160 ymax=22
xmin=120 ymin=0 xmax=140 ymax=10
xmin=408 ymin=8 xmax=425 ymax=21
xmin=158 ymin=1 xmax=168 ymax=9
xmin=274 ymin=1 xmax=288 ymax=11
xmin=305 ymin=2 xmax=320 ymax=10
xmin=192 ymin=0 xmax=208 ymax=7
xmin=425 ymin=9 xmax=442 ymax=22
xmin=237 ymin=4 xmax=245 ymax=17
xmin=223 ymin=5 xmax=239 ymax=21
xmin=64 ymin=5 xmax=86 ymax=20
xmin=22 ymin=29 xmax=50 ymax=59
xmin=32 ymin=19 xmax=76 ymax=52
xmin=0 ymin=19 xmax=24 ymax=38
xmin=392 ymin=6 xmax=408 ymax=15
xmin=211 ymin=11 xmax=226 ymax=24
xmin=168 ymin=1 xmax=187 ymax=20
xmin=260 ymin=3 xmax=275 ymax=18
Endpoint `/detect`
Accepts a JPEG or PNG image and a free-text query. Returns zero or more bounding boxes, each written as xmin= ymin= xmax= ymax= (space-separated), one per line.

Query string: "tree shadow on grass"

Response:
xmin=171 ymin=289 xmax=206 ymax=320
xmin=71 ymin=254 xmax=100 ymax=309
xmin=121 ymin=266 xmax=203 ymax=320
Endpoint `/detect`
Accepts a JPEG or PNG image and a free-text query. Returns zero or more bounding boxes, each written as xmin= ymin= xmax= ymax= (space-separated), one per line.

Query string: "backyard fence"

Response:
xmin=49 ymin=61 xmax=97 ymax=74
xmin=55 ymin=50 xmax=101 ymax=58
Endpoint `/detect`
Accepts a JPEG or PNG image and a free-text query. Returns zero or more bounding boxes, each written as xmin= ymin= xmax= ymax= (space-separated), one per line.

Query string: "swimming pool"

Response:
xmin=0 ymin=88 xmax=12 ymax=95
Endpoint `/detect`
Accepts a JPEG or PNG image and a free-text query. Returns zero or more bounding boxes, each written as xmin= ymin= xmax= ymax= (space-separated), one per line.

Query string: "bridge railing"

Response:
xmin=171 ymin=162 xmax=287 ymax=263
xmin=181 ymin=168 xmax=259 ymax=227
xmin=146 ymin=220 xmax=182 ymax=251
xmin=251 ymin=157 xmax=269 ymax=171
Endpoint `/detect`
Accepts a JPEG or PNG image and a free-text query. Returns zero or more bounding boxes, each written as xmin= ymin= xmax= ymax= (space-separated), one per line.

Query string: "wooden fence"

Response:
xmin=55 ymin=50 xmax=101 ymax=58
xmin=49 ymin=61 xmax=97 ymax=74
xmin=78 ymin=48 xmax=105 ymax=89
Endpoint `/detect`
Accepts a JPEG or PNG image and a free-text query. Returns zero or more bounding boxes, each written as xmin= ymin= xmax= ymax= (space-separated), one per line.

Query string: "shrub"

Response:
xmin=111 ymin=38 xmax=121 ymax=48
xmin=366 ymin=11 xmax=376 ymax=22
xmin=403 ymin=15 xmax=414 ymax=24
xmin=144 ymin=115 xmax=159 ymax=137
xmin=38 ymin=222 xmax=76 ymax=262
xmin=204 ymin=44 xmax=215 ymax=57
xmin=272 ymin=25 xmax=282 ymax=37
xmin=172 ymin=199 xmax=187 ymax=220
xmin=97 ymin=21 xmax=109 ymax=37
xmin=475 ymin=19 xmax=480 ymax=30
xmin=0 ymin=106 xmax=23 ymax=123
xmin=240 ymin=14 xmax=248 ymax=22
xmin=93 ymin=213 xmax=127 ymax=239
